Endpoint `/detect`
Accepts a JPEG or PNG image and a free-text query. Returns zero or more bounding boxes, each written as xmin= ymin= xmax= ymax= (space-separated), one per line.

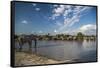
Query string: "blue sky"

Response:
xmin=15 ymin=2 xmax=97 ymax=35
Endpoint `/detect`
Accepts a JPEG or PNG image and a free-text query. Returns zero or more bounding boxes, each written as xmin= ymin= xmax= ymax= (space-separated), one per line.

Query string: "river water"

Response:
xmin=15 ymin=40 xmax=97 ymax=62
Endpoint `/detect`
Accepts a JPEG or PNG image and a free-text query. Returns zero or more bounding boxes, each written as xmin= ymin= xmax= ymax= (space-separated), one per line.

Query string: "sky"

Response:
xmin=15 ymin=2 xmax=97 ymax=35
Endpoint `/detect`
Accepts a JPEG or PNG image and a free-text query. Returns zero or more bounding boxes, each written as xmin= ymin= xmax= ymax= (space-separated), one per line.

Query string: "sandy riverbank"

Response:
xmin=15 ymin=51 xmax=62 ymax=66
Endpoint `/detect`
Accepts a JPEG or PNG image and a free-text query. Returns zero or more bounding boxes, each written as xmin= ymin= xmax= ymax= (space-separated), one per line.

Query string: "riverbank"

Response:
xmin=15 ymin=51 xmax=61 ymax=66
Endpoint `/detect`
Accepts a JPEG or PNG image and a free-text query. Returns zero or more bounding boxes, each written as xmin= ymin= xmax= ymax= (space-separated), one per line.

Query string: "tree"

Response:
xmin=76 ymin=32 xmax=84 ymax=41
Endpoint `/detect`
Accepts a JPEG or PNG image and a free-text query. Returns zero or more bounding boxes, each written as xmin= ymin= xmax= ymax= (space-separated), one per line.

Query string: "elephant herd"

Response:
xmin=15 ymin=35 xmax=37 ymax=53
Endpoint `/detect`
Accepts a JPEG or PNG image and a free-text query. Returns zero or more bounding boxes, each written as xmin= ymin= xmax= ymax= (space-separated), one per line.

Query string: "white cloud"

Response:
xmin=32 ymin=3 xmax=40 ymax=11
xmin=63 ymin=6 xmax=72 ymax=17
xmin=51 ymin=5 xmax=73 ymax=20
xmin=58 ymin=15 xmax=80 ymax=31
xmin=54 ymin=29 xmax=57 ymax=33
xmin=39 ymin=30 xmax=43 ymax=33
xmin=32 ymin=3 xmax=37 ymax=6
xmin=53 ymin=5 xmax=65 ymax=14
xmin=74 ymin=6 xmax=90 ymax=15
xmin=51 ymin=5 xmax=66 ymax=20
xmin=50 ymin=5 xmax=92 ymax=34
xmin=57 ymin=6 xmax=90 ymax=32
xmin=35 ymin=8 xmax=40 ymax=11
xmin=53 ymin=5 xmax=59 ymax=7
xmin=51 ymin=13 xmax=60 ymax=20
xmin=63 ymin=15 xmax=80 ymax=26
xmin=79 ymin=24 xmax=96 ymax=32
xmin=21 ymin=20 xmax=28 ymax=24
xmin=63 ymin=9 xmax=71 ymax=17
xmin=55 ymin=21 xmax=63 ymax=26
xmin=51 ymin=5 xmax=90 ymax=21
xmin=58 ymin=24 xmax=96 ymax=35
xmin=70 ymin=24 xmax=97 ymax=35
xmin=73 ymin=6 xmax=83 ymax=15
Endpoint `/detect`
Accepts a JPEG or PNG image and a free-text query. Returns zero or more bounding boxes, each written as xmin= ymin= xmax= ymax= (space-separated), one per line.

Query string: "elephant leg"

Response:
xmin=28 ymin=41 xmax=32 ymax=52
xmin=19 ymin=42 xmax=23 ymax=51
xmin=34 ymin=40 xmax=37 ymax=54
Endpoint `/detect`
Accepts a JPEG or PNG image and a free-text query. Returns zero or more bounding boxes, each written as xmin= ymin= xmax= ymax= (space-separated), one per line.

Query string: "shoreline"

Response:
xmin=15 ymin=51 xmax=76 ymax=66
xmin=15 ymin=51 xmax=62 ymax=66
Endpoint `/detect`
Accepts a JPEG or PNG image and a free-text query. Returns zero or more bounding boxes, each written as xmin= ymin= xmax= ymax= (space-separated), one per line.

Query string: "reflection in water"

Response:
xmin=15 ymin=40 xmax=97 ymax=62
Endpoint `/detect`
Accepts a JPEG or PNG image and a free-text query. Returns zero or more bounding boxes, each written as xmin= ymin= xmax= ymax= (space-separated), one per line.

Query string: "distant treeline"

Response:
xmin=15 ymin=32 xmax=96 ymax=41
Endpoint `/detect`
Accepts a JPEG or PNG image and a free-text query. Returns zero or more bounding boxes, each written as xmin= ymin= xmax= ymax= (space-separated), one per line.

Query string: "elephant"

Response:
xmin=15 ymin=35 xmax=37 ymax=53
